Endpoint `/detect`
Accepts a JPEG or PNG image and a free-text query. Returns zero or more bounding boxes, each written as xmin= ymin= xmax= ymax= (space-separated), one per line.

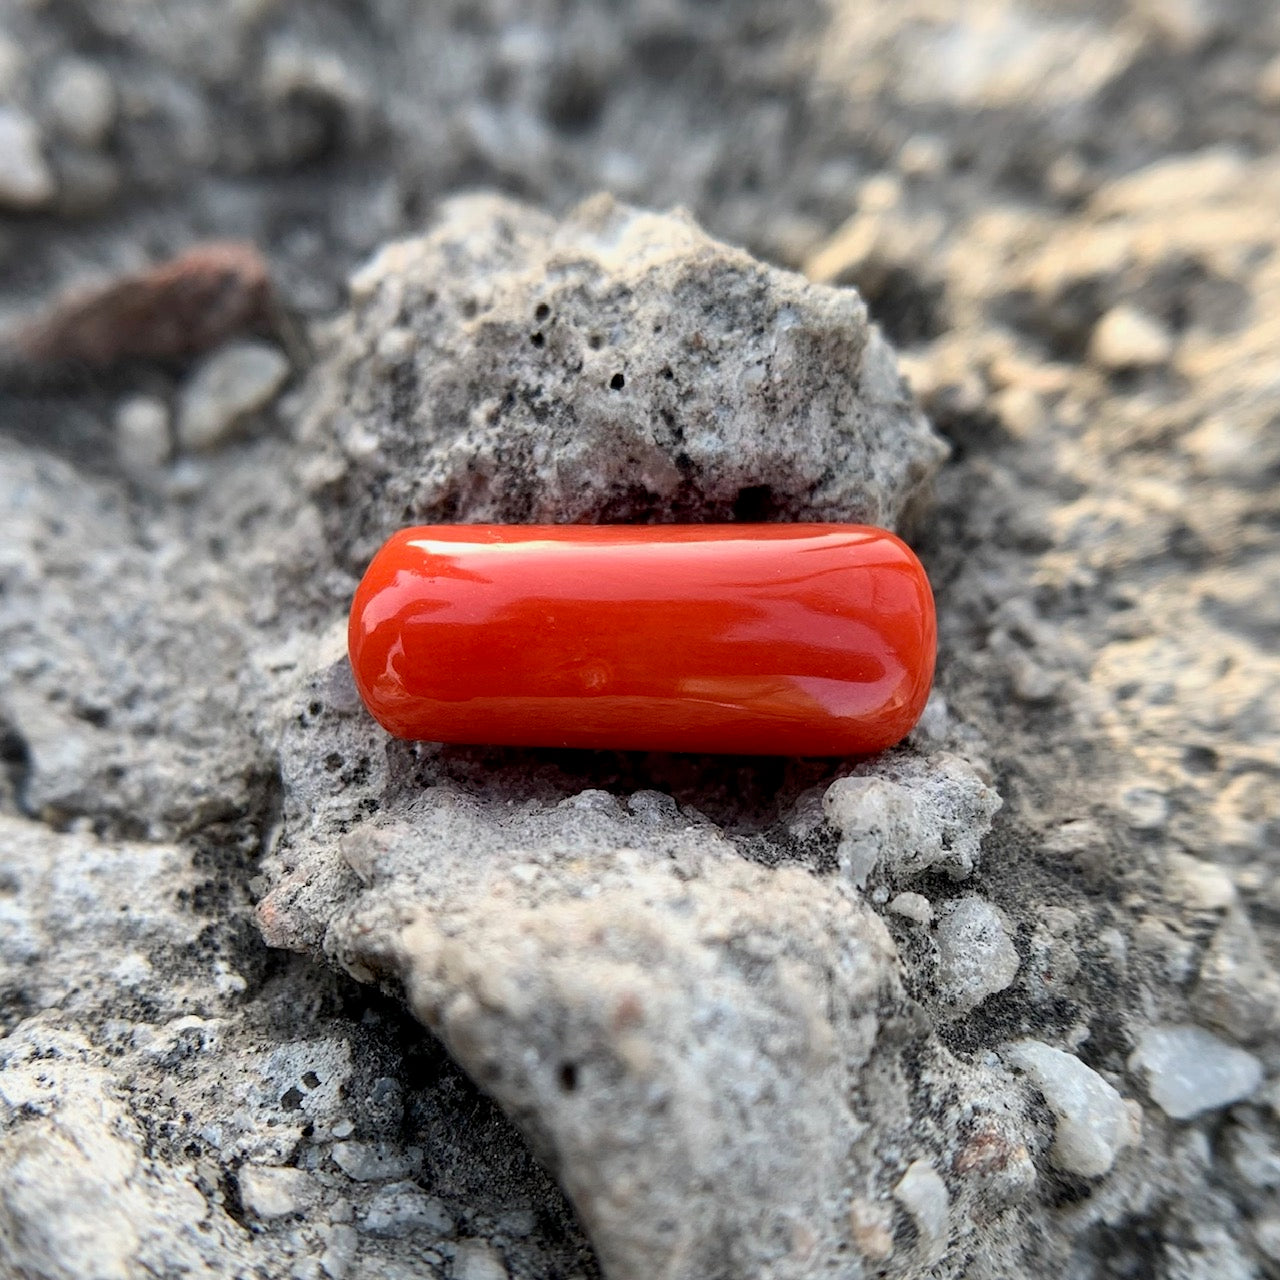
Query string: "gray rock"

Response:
xmin=0 ymin=1024 xmax=243 ymax=1280
xmin=0 ymin=816 xmax=576 ymax=1279
xmin=388 ymin=855 xmax=899 ymax=1280
xmin=888 ymin=891 xmax=934 ymax=925
xmin=1128 ymin=1025 xmax=1264 ymax=1120
xmin=362 ymin=1181 xmax=453 ymax=1237
xmin=114 ymin=395 xmax=172 ymax=475
xmin=0 ymin=106 xmax=54 ymax=209
xmin=452 ymin=1240 xmax=510 ymax=1280
xmin=298 ymin=192 xmax=946 ymax=569
xmin=178 ymin=341 xmax=291 ymax=451
xmin=1089 ymin=305 xmax=1174 ymax=370
xmin=0 ymin=441 xmax=272 ymax=838
xmin=237 ymin=1165 xmax=312 ymax=1220
xmin=0 ymin=814 xmax=228 ymax=1023
xmin=893 ymin=1160 xmax=949 ymax=1267
xmin=822 ymin=750 xmax=1000 ymax=885
xmin=1191 ymin=909 xmax=1280 ymax=1043
xmin=43 ymin=58 xmax=117 ymax=148
xmin=3 ymin=5 xmax=1280 ymax=1274
xmin=935 ymin=896 xmax=1020 ymax=1015
xmin=331 ymin=1141 xmax=422 ymax=1183
xmin=1003 ymin=1040 xmax=1139 ymax=1178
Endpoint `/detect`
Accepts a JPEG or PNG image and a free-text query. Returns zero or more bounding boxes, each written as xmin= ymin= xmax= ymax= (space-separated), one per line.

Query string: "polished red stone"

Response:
xmin=348 ymin=524 xmax=936 ymax=756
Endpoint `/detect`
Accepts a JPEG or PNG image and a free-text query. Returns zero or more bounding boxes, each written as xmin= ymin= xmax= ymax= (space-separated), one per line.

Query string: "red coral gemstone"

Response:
xmin=348 ymin=524 xmax=936 ymax=756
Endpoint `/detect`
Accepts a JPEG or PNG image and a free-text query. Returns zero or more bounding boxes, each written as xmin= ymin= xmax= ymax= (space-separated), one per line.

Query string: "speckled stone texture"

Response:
xmin=3 ymin=1 xmax=1280 ymax=1278
xmin=297 ymin=192 xmax=943 ymax=571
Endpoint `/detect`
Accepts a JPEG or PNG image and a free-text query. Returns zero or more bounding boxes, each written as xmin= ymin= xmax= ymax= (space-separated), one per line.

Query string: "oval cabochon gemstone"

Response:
xmin=348 ymin=524 xmax=936 ymax=756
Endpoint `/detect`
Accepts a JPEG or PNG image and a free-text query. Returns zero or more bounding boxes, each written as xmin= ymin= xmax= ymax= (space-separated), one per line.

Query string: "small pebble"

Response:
xmin=888 ymin=892 xmax=933 ymax=925
xmin=823 ymin=776 xmax=920 ymax=887
xmin=1047 ymin=153 xmax=1090 ymax=201
xmin=1128 ymin=1024 xmax=1263 ymax=1119
xmin=1004 ymin=1039 xmax=1139 ymax=1177
xmin=321 ymin=1224 xmax=358 ymax=1280
xmin=893 ymin=1160 xmax=948 ymax=1266
xmin=452 ymin=1240 xmax=510 ymax=1280
xmin=44 ymin=58 xmax=117 ymax=147
xmin=1225 ymin=1121 xmax=1280 ymax=1189
xmin=164 ymin=458 xmax=209 ymax=500
xmin=897 ymin=133 xmax=947 ymax=178
xmin=375 ymin=326 xmax=415 ymax=365
xmin=494 ymin=1208 xmax=536 ymax=1238
xmin=178 ymin=341 xmax=289 ymax=451
xmin=362 ymin=1181 xmax=453 ymax=1238
xmin=1007 ymin=649 xmax=1060 ymax=704
xmin=937 ymin=896 xmax=1020 ymax=1014
xmin=1119 ymin=784 xmax=1169 ymax=832
xmin=1089 ymin=306 xmax=1174 ymax=370
xmin=330 ymin=1139 xmax=421 ymax=1182
xmin=1165 ymin=852 xmax=1236 ymax=911
xmin=114 ymin=396 xmax=171 ymax=474
xmin=0 ymin=106 xmax=55 ymax=210
xmin=993 ymin=384 xmax=1044 ymax=438
xmin=20 ymin=241 xmax=274 ymax=366
xmin=237 ymin=1165 xmax=311 ymax=1220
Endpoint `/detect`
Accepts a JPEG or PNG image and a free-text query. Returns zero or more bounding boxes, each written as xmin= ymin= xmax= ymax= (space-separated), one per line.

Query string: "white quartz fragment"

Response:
xmin=1005 ymin=1039 xmax=1139 ymax=1177
xmin=893 ymin=1160 xmax=949 ymax=1265
xmin=1128 ymin=1024 xmax=1263 ymax=1119
xmin=236 ymin=1165 xmax=312 ymax=1220
xmin=936 ymin=895 xmax=1019 ymax=1014
xmin=888 ymin=892 xmax=934 ymax=925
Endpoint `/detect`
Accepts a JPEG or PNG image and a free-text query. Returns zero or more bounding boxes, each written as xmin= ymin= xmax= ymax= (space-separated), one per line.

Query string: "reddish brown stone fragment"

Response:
xmin=17 ymin=242 xmax=274 ymax=366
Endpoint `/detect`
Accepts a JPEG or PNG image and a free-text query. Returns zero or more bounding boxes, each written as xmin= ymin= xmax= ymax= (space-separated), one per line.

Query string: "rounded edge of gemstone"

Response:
xmin=347 ymin=524 xmax=938 ymax=755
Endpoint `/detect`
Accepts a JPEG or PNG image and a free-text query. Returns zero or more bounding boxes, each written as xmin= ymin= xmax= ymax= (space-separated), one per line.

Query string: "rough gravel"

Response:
xmin=2 ymin=2 xmax=1279 ymax=1278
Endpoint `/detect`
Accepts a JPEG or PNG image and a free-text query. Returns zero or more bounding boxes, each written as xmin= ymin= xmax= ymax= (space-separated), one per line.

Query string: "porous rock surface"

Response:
xmin=3 ymin=1 xmax=1280 ymax=1278
xmin=260 ymin=196 xmax=1037 ymax=1279
xmin=299 ymin=192 xmax=943 ymax=570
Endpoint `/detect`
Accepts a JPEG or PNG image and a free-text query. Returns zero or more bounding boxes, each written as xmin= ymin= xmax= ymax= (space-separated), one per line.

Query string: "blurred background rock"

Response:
xmin=2 ymin=2 xmax=1279 ymax=1278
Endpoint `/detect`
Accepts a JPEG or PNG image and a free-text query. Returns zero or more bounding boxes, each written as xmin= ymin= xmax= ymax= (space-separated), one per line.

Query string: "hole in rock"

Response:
xmin=731 ymin=484 xmax=776 ymax=521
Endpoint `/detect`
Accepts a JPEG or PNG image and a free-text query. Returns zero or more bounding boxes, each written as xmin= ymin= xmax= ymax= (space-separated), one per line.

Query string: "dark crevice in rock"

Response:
xmin=0 ymin=718 xmax=33 ymax=818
